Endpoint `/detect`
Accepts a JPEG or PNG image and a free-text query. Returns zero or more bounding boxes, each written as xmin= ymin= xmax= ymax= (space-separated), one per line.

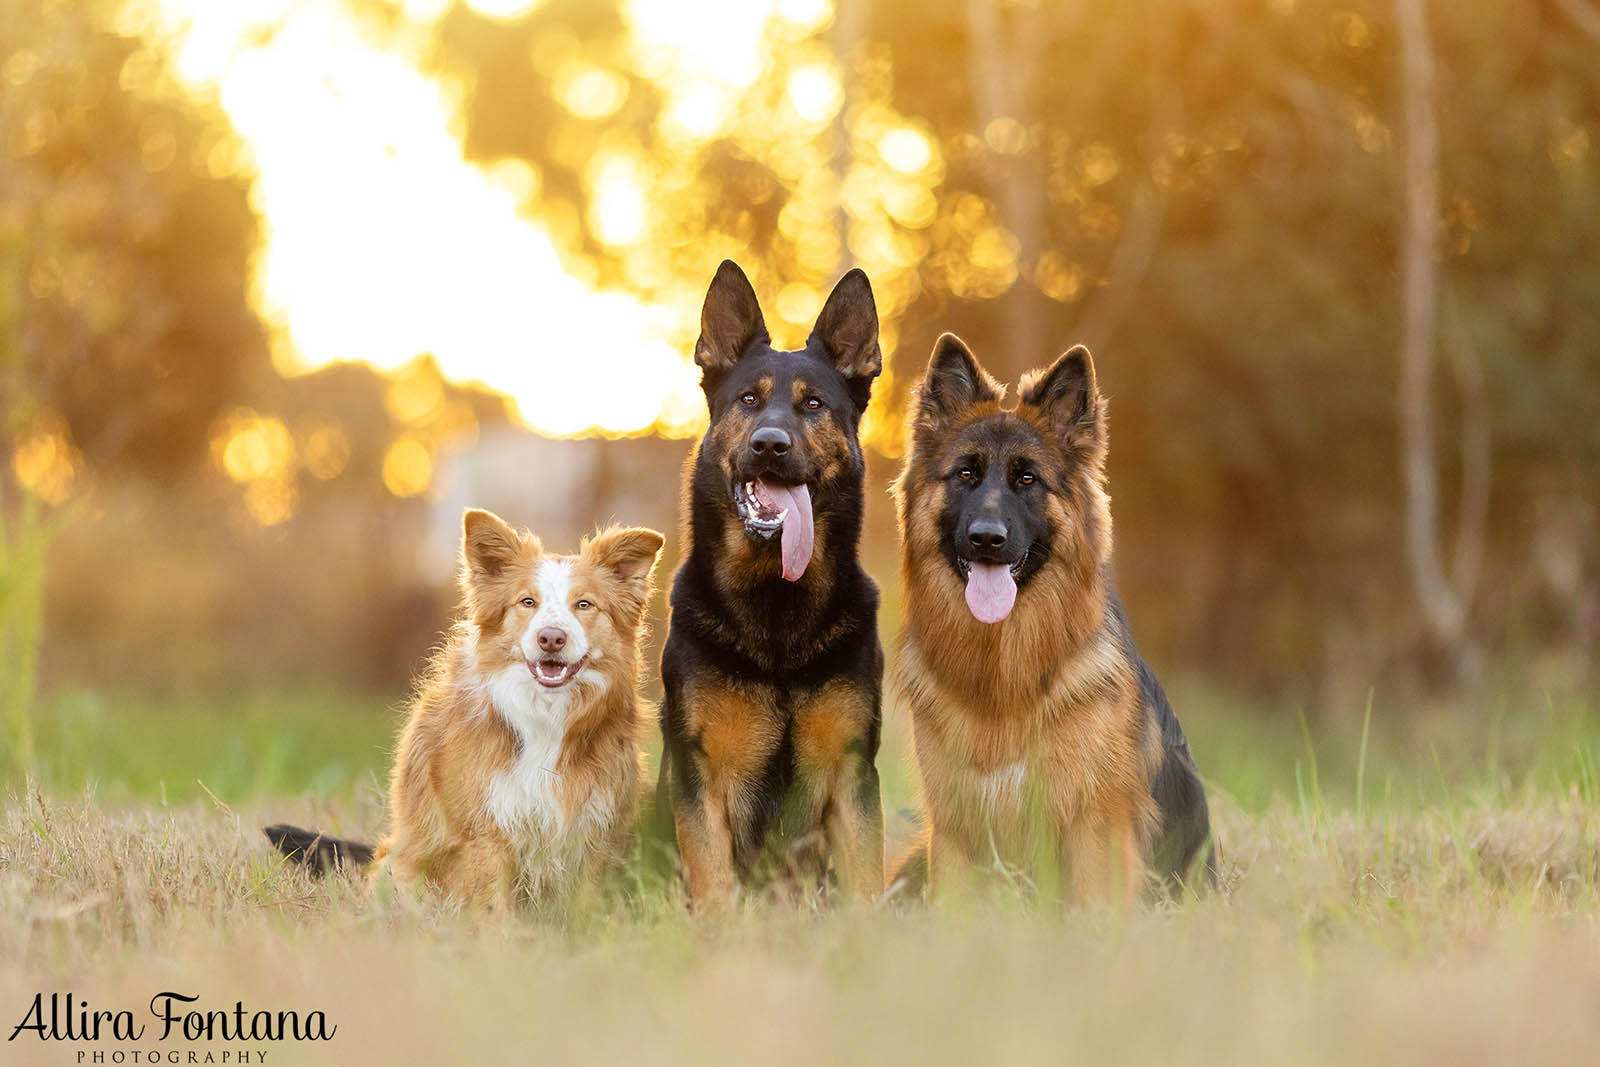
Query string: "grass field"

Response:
xmin=3 ymin=681 xmax=1598 ymax=1065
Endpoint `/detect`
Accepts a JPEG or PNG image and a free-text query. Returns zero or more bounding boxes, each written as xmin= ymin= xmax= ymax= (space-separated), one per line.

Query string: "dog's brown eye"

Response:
xmin=804 ymin=396 xmax=822 ymax=410
xmin=576 ymin=599 xmax=592 ymax=610
xmin=740 ymin=392 xmax=757 ymax=406
xmin=521 ymin=597 xmax=536 ymax=607
xmin=1018 ymin=472 xmax=1036 ymax=486
xmin=958 ymin=467 xmax=975 ymax=482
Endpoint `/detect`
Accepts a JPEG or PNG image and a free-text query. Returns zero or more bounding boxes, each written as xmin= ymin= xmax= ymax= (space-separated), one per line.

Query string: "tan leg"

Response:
xmin=927 ymin=827 xmax=978 ymax=901
xmin=674 ymin=790 xmax=737 ymax=911
xmin=1063 ymin=812 xmax=1144 ymax=908
xmin=441 ymin=834 xmax=516 ymax=913
xmin=823 ymin=764 xmax=884 ymax=899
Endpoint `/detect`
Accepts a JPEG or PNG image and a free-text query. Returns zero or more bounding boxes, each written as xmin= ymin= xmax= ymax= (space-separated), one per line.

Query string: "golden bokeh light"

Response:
xmin=10 ymin=417 xmax=81 ymax=506
xmin=384 ymin=358 xmax=446 ymax=425
xmin=463 ymin=0 xmax=543 ymax=20
xmin=382 ymin=434 xmax=435 ymax=498
xmin=150 ymin=0 xmax=707 ymax=440
xmin=786 ymin=60 xmax=842 ymax=126
xmin=587 ymin=151 xmax=649 ymax=247
xmin=983 ymin=116 xmax=1027 ymax=156
xmin=301 ymin=422 xmax=351 ymax=481
xmin=775 ymin=282 xmax=822 ymax=325
xmin=140 ymin=0 xmax=947 ymax=446
xmin=555 ymin=64 xmax=630 ymax=121
xmin=774 ymin=0 xmax=833 ymax=30
xmin=483 ymin=158 xmax=541 ymax=204
xmin=213 ymin=409 xmax=296 ymax=485
xmin=877 ymin=126 xmax=934 ymax=175
xmin=1032 ymin=251 xmax=1083 ymax=303
xmin=243 ymin=476 xmax=298 ymax=526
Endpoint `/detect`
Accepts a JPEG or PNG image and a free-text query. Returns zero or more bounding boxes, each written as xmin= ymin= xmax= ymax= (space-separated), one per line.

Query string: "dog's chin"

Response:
xmin=527 ymin=656 xmax=586 ymax=689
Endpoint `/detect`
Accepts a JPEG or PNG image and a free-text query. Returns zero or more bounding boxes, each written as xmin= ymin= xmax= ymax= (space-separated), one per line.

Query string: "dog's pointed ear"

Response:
xmin=1019 ymin=345 xmax=1105 ymax=458
xmin=810 ymin=268 xmax=881 ymax=384
xmin=695 ymin=260 xmax=769 ymax=377
xmin=461 ymin=508 xmax=528 ymax=583
xmin=914 ymin=334 xmax=1002 ymax=434
xmin=585 ymin=526 xmax=665 ymax=616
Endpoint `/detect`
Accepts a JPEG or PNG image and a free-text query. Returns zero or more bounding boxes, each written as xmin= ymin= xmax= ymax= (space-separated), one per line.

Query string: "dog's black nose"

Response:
xmin=749 ymin=426 xmax=791 ymax=457
xmin=968 ymin=519 xmax=1008 ymax=553
xmin=537 ymin=627 xmax=567 ymax=653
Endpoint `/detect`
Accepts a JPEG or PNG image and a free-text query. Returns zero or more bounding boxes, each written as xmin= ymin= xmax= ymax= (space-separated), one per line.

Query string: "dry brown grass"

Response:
xmin=2 ymin=784 xmax=1599 ymax=1065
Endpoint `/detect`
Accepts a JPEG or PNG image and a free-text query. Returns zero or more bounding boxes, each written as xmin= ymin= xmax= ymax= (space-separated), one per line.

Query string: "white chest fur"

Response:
xmin=976 ymin=759 xmax=1029 ymax=809
xmin=483 ymin=666 xmax=617 ymax=887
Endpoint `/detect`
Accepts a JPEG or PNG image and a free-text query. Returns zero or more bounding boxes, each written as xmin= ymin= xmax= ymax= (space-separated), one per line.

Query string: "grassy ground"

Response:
xmin=3 ymin=682 xmax=1598 ymax=1065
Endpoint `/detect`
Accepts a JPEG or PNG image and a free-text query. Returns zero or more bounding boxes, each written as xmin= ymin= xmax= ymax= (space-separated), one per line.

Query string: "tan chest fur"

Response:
xmin=897 ymin=631 xmax=1154 ymax=860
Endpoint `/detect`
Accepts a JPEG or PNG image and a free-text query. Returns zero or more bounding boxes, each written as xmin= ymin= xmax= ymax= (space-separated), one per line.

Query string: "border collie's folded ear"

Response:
xmin=695 ymin=260 xmax=768 ymax=380
xmin=1019 ymin=345 xmax=1105 ymax=460
xmin=585 ymin=526 xmax=666 ymax=615
xmin=461 ymin=508 xmax=528 ymax=582
xmin=810 ymin=268 xmax=882 ymax=388
xmin=914 ymin=334 xmax=1002 ymax=437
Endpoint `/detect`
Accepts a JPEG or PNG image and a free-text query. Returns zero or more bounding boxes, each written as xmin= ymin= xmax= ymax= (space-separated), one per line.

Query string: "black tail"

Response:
xmin=263 ymin=824 xmax=375 ymax=874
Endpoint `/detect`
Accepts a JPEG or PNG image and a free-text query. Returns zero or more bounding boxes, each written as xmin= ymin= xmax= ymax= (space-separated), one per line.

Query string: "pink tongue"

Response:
xmin=755 ymin=478 xmax=814 ymax=582
xmin=965 ymin=563 xmax=1017 ymax=624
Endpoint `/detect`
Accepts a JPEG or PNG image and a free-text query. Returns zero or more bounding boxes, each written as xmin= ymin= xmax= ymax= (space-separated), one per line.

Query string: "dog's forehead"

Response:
xmin=568 ymin=551 xmax=620 ymax=590
xmin=725 ymin=346 xmax=846 ymax=398
xmin=945 ymin=412 xmax=1047 ymax=461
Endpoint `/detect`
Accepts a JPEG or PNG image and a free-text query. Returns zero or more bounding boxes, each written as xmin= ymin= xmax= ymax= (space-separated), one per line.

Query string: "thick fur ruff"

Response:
xmin=891 ymin=335 xmax=1214 ymax=904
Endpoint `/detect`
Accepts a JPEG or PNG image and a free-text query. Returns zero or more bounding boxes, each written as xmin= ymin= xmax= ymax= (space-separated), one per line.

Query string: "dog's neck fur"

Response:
xmin=462 ymin=628 xmax=636 ymax=827
xmin=901 ymin=468 xmax=1118 ymax=713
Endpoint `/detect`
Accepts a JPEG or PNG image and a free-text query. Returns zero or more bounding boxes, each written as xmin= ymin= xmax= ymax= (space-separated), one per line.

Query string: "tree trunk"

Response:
xmin=1394 ymin=0 xmax=1487 ymax=675
xmin=966 ymin=0 xmax=1047 ymax=379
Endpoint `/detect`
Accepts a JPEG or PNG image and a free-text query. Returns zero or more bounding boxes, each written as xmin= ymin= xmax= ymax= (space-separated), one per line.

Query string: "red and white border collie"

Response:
xmin=268 ymin=508 xmax=664 ymax=913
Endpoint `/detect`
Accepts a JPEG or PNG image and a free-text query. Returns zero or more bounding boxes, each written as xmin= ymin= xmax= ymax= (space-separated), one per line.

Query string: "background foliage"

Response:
xmin=2 ymin=0 xmax=1595 ymax=771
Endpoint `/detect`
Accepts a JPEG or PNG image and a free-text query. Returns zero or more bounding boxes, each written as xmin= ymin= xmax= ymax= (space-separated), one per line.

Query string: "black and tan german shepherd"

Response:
xmin=657 ymin=260 xmax=885 ymax=908
xmin=892 ymin=334 xmax=1213 ymax=903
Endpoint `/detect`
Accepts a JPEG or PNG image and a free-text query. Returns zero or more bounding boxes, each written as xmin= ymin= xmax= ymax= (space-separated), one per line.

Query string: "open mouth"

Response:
xmin=731 ymin=477 xmax=815 ymax=582
xmin=528 ymin=656 xmax=586 ymax=688
xmin=733 ymin=479 xmax=787 ymax=539
xmin=954 ymin=550 xmax=1029 ymax=581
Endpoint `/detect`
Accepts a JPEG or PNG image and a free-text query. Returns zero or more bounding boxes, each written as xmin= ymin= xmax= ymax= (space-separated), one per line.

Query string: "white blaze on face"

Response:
xmin=518 ymin=559 xmax=589 ymax=665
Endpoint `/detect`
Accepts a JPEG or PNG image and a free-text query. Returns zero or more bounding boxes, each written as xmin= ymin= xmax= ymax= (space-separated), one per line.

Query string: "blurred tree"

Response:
xmin=401 ymin=0 xmax=1597 ymax=697
xmin=0 ymin=0 xmax=270 ymax=480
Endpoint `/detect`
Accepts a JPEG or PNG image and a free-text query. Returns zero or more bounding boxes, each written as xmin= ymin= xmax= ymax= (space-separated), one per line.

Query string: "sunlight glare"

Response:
xmin=555 ymin=64 xmax=630 ymax=121
xmin=463 ymin=0 xmax=543 ymax=20
xmin=787 ymin=60 xmax=842 ymax=126
xmin=588 ymin=152 xmax=649 ymax=247
xmin=878 ymin=126 xmax=934 ymax=174
xmin=150 ymin=0 xmax=705 ymax=438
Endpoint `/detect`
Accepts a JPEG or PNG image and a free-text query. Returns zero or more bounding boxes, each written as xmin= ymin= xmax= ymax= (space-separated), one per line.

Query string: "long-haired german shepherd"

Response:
xmin=658 ymin=260 xmax=885 ymax=908
xmin=892 ymin=334 xmax=1213 ymax=903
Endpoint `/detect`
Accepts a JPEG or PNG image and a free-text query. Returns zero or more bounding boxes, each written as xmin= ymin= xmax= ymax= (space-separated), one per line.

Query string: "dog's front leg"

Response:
xmin=824 ymin=757 xmax=884 ymax=898
xmin=444 ymin=833 xmax=517 ymax=913
xmin=1062 ymin=806 xmax=1144 ymax=908
xmin=672 ymin=785 xmax=738 ymax=910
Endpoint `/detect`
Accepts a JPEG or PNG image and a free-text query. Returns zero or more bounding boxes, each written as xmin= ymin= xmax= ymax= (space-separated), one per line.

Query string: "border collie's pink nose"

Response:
xmin=537 ymin=627 xmax=567 ymax=653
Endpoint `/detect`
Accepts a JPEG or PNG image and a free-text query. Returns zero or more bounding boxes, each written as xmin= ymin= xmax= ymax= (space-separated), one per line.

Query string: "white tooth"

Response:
xmin=776 ymin=509 xmax=787 ymax=522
